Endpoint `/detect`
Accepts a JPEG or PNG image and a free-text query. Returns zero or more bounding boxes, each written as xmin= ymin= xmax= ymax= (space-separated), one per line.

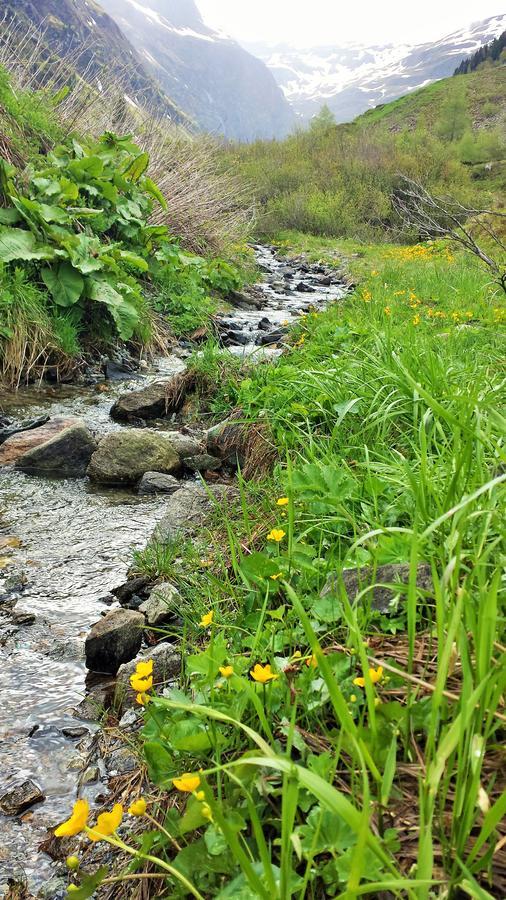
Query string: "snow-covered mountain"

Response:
xmin=99 ymin=0 xmax=295 ymax=140
xmin=245 ymin=14 xmax=506 ymax=123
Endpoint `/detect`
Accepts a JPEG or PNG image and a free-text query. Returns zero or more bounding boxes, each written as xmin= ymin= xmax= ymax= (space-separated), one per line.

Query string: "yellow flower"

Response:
xmin=305 ymin=654 xmax=318 ymax=669
xmin=250 ymin=663 xmax=279 ymax=683
xmin=270 ymin=572 xmax=283 ymax=581
xmin=135 ymin=659 xmax=153 ymax=678
xmin=199 ymin=610 xmax=214 ymax=627
xmin=136 ymin=692 xmax=150 ymax=706
xmin=267 ymin=528 xmax=285 ymax=542
xmin=294 ymin=335 xmax=305 ymax=347
xmin=55 ymin=798 xmax=89 ymax=837
xmin=371 ymin=270 xmax=379 ymax=276
xmin=172 ymin=773 xmax=201 ymax=793
xmin=412 ymin=314 xmax=420 ymax=326
xmin=128 ymin=797 xmax=147 ymax=816
xmin=276 ymin=497 xmax=289 ymax=506
xmin=66 ymin=856 xmax=80 ymax=870
xmin=353 ymin=665 xmax=384 ymax=688
xmin=195 ymin=790 xmax=206 ymax=801
xmin=218 ymin=665 xmax=234 ymax=678
xmin=362 ymin=289 xmax=372 ymax=302
xmin=130 ymin=673 xmax=153 ymax=693
xmin=88 ymin=804 xmax=123 ymax=842
xmin=383 ymin=306 xmax=391 ymax=316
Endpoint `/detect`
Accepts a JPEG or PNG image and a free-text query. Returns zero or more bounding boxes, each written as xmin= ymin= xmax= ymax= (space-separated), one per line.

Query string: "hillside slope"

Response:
xmin=0 ymin=0 xmax=187 ymax=124
xmin=99 ymin=0 xmax=295 ymax=141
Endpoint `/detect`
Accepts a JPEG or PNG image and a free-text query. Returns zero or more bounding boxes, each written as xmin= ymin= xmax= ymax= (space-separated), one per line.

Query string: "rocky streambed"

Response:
xmin=0 ymin=246 xmax=348 ymax=896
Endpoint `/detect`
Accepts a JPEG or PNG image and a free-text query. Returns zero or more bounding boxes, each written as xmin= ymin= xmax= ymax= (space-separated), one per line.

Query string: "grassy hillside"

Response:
xmin=357 ymin=67 xmax=506 ymax=132
xmin=225 ymin=67 xmax=506 ymax=241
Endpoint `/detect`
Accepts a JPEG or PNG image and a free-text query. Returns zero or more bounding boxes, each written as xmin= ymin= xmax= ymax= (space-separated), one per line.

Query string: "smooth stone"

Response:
xmin=85 ymin=608 xmax=144 ymax=674
xmin=81 ymin=766 xmax=100 ymax=785
xmin=112 ymin=575 xmax=151 ymax=605
xmin=161 ymin=430 xmax=204 ymax=459
xmin=139 ymin=582 xmax=181 ymax=626
xmin=152 ymin=484 xmax=233 ymax=544
xmin=295 ymin=281 xmax=316 ymax=292
xmin=0 ymin=417 xmax=78 ymax=466
xmin=0 ymin=779 xmax=45 ymax=815
xmin=320 ymin=563 xmax=433 ymax=614
xmin=257 ymin=330 xmax=286 ymax=346
xmin=61 ymin=725 xmax=89 ymax=739
xmin=15 ymin=423 xmax=97 ymax=478
xmin=87 ymin=430 xmax=181 ymax=486
xmin=137 ymin=471 xmax=181 ymax=495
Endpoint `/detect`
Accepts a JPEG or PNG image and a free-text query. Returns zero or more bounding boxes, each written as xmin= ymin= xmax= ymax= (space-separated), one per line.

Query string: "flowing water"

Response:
xmin=0 ymin=247 xmax=346 ymax=894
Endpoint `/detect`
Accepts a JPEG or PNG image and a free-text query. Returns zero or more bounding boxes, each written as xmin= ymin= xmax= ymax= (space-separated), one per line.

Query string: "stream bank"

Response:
xmin=0 ymin=246 xmax=347 ymax=896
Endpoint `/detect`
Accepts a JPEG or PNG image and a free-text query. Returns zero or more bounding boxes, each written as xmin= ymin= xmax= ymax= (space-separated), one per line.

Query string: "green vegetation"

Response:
xmin=225 ymin=68 xmax=505 ymax=241
xmin=0 ymin=68 xmax=247 ymax=385
xmin=59 ymin=235 xmax=505 ymax=898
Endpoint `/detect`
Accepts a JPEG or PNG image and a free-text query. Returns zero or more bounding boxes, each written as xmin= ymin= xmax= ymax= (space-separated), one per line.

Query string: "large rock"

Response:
xmin=152 ymin=484 xmax=234 ymax=544
xmin=139 ymin=582 xmax=181 ymax=626
xmin=85 ymin=608 xmax=144 ymax=674
xmin=0 ymin=417 xmax=77 ymax=466
xmin=110 ymin=370 xmax=188 ymax=421
xmin=15 ymin=424 xmax=97 ymax=478
xmin=321 ymin=563 xmax=433 ymax=614
xmin=163 ymin=430 xmax=205 ymax=459
xmin=138 ymin=471 xmax=181 ymax=495
xmin=87 ymin=431 xmax=181 ymax=485
xmin=115 ymin=641 xmax=181 ymax=711
xmin=0 ymin=779 xmax=45 ymax=815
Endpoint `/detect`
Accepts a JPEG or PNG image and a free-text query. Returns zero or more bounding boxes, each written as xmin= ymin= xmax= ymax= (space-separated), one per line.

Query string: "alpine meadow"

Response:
xmin=0 ymin=4 xmax=504 ymax=900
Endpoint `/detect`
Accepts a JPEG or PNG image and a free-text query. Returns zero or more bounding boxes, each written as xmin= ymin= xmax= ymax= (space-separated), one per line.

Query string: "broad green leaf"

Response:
xmin=64 ymin=234 xmax=103 ymax=274
xmin=143 ymin=176 xmax=167 ymax=209
xmin=0 ymin=208 xmax=21 ymax=225
xmin=117 ymin=249 xmax=149 ymax=271
xmin=41 ymin=263 xmax=84 ymax=307
xmin=123 ymin=151 xmax=149 ymax=182
xmin=87 ymin=278 xmax=139 ymax=340
xmin=0 ymin=227 xmax=53 ymax=261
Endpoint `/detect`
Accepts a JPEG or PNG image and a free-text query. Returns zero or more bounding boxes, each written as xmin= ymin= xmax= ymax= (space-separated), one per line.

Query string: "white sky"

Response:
xmin=196 ymin=1 xmax=505 ymax=46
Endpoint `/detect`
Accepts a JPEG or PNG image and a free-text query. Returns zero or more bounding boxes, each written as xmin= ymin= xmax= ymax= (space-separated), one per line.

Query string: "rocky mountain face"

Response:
xmin=246 ymin=14 xmax=506 ymax=123
xmin=99 ymin=0 xmax=295 ymax=140
xmin=1 ymin=0 xmax=186 ymax=124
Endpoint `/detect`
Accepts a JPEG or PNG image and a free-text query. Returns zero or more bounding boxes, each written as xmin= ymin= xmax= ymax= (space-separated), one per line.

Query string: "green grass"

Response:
xmin=63 ymin=235 xmax=506 ymax=899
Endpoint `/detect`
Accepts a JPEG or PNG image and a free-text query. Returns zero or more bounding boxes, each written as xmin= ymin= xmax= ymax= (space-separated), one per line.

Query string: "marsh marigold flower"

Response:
xmin=412 ymin=314 xmax=421 ymax=326
xmin=135 ymin=659 xmax=153 ymax=678
xmin=267 ymin=528 xmax=285 ymax=542
xmin=250 ymin=663 xmax=279 ymax=683
xmin=88 ymin=804 xmax=123 ymax=842
xmin=173 ymin=773 xmax=201 ymax=792
xmin=353 ymin=665 xmax=383 ymax=688
xmin=130 ymin=672 xmax=153 ymax=693
xmin=383 ymin=306 xmax=391 ymax=316
xmin=306 ymin=654 xmax=318 ymax=668
xmin=55 ymin=798 xmax=89 ymax=837
xmin=276 ymin=497 xmax=289 ymax=506
xmin=219 ymin=665 xmax=234 ymax=678
xmin=199 ymin=610 xmax=214 ymax=627
xmin=128 ymin=797 xmax=147 ymax=817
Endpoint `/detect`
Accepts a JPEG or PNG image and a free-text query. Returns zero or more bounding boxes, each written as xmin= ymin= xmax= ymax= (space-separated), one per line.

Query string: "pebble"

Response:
xmin=0 ymin=779 xmax=45 ymax=815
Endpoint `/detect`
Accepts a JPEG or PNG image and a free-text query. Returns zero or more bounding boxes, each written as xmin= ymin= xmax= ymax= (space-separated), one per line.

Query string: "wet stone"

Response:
xmin=85 ymin=608 xmax=144 ymax=674
xmin=184 ymin=453 xmax=222 ymax=473
xmin=61 ymin=725 xmax=89 ymax=739
xmin=0 ymin=779 xmax=45 ymax=815
xmin=137 ymin=471 xmax=181 ymax=495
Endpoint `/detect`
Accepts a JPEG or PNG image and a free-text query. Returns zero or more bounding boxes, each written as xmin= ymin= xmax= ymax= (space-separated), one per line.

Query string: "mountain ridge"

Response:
xmin=245 ymin=13 xmax=506 ymax=123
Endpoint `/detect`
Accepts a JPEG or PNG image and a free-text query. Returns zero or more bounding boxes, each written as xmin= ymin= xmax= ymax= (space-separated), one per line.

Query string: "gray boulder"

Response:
xmin=164 ymin=430 xmax=205 ymax=459
xmin=115 ymin=641 xmax=181 ymax=711
xmin=85 ymin=608 xmax=144 ymax=674
xmin=0 ymin=779 xmax=45 ymax=815
xmin=320 ymin=563 xmax=433 ymax=614
xmin=152 ymin=484 xmax=233 ymax=544
xmin=87 ymin=431 xmax=181 ymax=486
xmin=138 ymin=472 xmax=181 ymax=495
xmin=110 ymin=381 xmax=175 ymax=421
xmin=15 ymin=423 xmax=97 ymax=478
xmin=139 ymin=582 xmax=181 ymax=626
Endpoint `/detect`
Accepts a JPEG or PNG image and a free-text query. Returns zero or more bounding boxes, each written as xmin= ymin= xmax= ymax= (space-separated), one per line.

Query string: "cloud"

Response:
xmin=196 ymin=1 xmax=505 ymax=46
